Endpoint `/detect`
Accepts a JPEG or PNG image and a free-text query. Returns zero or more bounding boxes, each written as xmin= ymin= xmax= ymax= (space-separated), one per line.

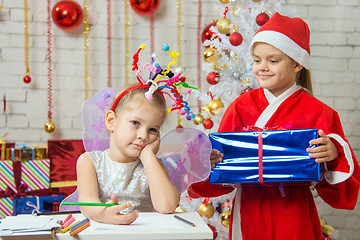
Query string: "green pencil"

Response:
xmin=62 ymin=202 xmax=120 ymax=207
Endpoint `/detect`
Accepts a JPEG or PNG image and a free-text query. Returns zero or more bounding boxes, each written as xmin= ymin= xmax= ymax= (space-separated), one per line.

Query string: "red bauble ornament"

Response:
xmin=203 ymin=118 xmax=214 ymax=129
xmin=201 ymin=22 xmax=218 ymax=43
xmin=206 ymin=72 xmax=219 ymax=85
xmin=256 ymin=12 xmax=270 ymax=26
xmin=23 ymin=75 xmax=31 ymax=84
xmin=229 ymin=32 xmax=243 ymax=46
xmin=130 ymin=0 xmax=160 ymax=16
xmin=176 ymin=124 xmax=183 ymax=129
xmin=207 ymin=224 xmax=218 ymax=240
xmin=52 ymin=0 xmax=83 ymax=30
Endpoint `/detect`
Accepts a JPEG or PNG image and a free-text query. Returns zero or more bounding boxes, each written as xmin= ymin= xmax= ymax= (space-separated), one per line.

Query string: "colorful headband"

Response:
xmin=112 ymin=44 xmax=198 ymax=120
xmin=109 ymin=85 xmax=164 ymax=111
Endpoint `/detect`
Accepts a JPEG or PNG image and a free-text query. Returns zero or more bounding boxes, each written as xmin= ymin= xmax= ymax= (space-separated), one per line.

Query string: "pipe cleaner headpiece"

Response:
xmin=111 ymin=44 xmax=197 ymax=120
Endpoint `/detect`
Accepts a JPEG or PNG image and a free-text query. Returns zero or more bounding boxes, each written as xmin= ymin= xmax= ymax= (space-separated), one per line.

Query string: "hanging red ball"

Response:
xmin=229 ymin=32 xmax=243 ymax=46
xmin=203 ymin=118 xmax=214 ymax=129
xmin=256 ymin=12 xmax=270 ymax=26
xmin=52 ymin=0 xmax=83 ymax=31
xmin=207 ymin=224 xmax=218 ymax=240
xmin=201 ymin=22 xmax=218 ymax=43
xmin=206 ymin=72 xmax=219 ymax=85
xmin=23 ymin=75 xmax=31 ymax=84
xmin=176 ymin=125 xmax=183 ymax=129
xmin=130 ymin=0 xmax=160 ymax=16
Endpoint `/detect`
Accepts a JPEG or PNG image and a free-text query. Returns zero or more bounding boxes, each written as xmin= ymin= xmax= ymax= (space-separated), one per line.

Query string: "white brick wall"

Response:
xmin=0 ymin=0 xmax=359 ymax=239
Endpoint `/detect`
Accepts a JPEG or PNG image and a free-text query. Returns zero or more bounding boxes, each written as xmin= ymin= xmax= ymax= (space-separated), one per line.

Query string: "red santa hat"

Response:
xmin=250 ymin=12 xmax=311 ymax=69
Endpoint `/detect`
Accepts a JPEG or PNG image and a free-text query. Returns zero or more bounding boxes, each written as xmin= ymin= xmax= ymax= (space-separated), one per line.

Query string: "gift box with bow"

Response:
xmin=209 ymin=128 xmax=321 ymax=185
xmin=0 ymin=160 xmax=51 ymax=218
xmin=5 ymin=145 xmax=47 ymax=161
xmin=13 ymin=195 xmax=64 ymax=215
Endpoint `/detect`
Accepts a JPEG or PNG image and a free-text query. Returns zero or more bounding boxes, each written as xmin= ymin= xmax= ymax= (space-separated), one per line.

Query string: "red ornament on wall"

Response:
xmin=23 ymin=75 xmax=31 ymax=84
xmin=201 ymin=22 xmax=218 ymax=43
xmin=256 ymin=12 xmax=270 ymax=26
xmin=130 ymin=0 xmax=160 ymax=16
xmin=52 ymin=0 xmax=83 ymax=31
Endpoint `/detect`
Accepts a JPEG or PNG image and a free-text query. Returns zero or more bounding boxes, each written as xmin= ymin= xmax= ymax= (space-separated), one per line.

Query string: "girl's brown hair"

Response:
xmin=297 ymin=68 xmax=313 ymax=95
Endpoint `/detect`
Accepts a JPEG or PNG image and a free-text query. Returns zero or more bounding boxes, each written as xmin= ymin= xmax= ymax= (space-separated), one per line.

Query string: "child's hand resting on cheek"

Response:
xmin=307 ymin=129 xmax=339 ymax=163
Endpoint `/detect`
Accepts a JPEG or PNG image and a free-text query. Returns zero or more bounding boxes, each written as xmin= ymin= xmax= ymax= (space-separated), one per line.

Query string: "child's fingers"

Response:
xmin=115 ymin=210 xmax=139 ymax=225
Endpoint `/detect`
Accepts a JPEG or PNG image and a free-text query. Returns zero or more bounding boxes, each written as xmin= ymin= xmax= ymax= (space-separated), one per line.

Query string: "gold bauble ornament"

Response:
xmin=215 ymin=17 xmax=232 ymax=34
xmin=208 ymin=98 xmax=224 ymax=115
xmin=175 ymin=205 xmax=186 ymax=213
xmin=198 ymin=203 xmax=215 ymax=218
xmin=193 ymin=113 xmax=204 ymax=125
xmin=220 ymin=210 xmax=231 ymax=228
xmin=252 ymin=0 xmax=262 ymax=2
xmin=44 ymin=121 xmax=56 ymax=133
xmin=203 ymin=47 xmax=219 ymax=64
xmin=220 ymin=0 xmax=229 ymax=3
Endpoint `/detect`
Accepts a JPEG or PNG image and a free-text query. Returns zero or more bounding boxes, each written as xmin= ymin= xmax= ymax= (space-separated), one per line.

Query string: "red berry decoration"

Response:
xmin=229 ymin=32 xmax=243 ymax=46
xmin=206 ymin=72 xmax=219 ymax=85
xmin=23 ymin=75 xmax=31 ymax=84
xmin=203 ymin=118 xmax=214 ymax=129
xmin=256 ymin=12 xmax=270 ymax=26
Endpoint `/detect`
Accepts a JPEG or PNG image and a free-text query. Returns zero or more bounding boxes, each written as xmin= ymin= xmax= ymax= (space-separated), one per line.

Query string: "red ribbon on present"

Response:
xmin=0 ymin=161 xmax=50 ymax=200
xmin=242 ymin=125 xmax=286 ymax=186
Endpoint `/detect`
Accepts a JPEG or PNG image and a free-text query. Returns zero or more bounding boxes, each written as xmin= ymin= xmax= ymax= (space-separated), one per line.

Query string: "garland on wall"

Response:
xmin=23 ymin=0 xmax=31 ymax=84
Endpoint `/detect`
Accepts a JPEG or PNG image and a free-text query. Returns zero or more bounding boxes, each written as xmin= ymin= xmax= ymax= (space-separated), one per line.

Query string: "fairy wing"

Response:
xmin=81 ymin=87 xmax=118 ymax=152
xmin=157 ymin=128 xmax=212 ymax=194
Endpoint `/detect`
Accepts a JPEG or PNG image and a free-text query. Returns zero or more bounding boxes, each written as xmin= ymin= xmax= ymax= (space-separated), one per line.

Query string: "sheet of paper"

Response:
xmin=0 ymin=215 xmax=54 ymax=230
xmin=89 ymin=212 xmax=184 ymax=231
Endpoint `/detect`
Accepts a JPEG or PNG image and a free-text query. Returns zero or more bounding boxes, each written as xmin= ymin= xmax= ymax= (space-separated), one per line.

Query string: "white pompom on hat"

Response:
xmin=250 ymin=12 xmax=311 ymax=69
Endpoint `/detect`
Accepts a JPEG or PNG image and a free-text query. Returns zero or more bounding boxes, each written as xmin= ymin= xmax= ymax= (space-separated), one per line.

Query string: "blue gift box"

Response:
xmin=209 ymin=129 xmax=321 ymax=185
xmin=13 ymin=195 xmax=64 ymax=215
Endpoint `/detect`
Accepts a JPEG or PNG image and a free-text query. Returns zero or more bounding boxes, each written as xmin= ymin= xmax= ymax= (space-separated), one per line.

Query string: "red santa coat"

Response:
xmin=188 ymin=86 xmax=360 ymax=240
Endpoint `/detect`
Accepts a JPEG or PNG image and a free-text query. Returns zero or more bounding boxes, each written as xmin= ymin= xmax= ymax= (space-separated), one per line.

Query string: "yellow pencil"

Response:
xmin=61 ymin=221 xmax=80 ymax=234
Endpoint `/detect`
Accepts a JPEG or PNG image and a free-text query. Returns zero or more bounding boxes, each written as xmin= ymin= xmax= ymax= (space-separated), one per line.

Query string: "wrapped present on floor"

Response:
xmin=0 ymin=197 xmax=13 ymax=219
xmin=209 ymin=129 xmax=322 ymax=185
xmin=48 ymin=139 xmax=85 ymax=197
xmin=13 ymin=195 xmax=64 ymax=215
xmin=0 ymin=160 xmax=51 ymax=218
xmin=5 ymin=145 xmax=47 ymax=161
xmin=0 ymin=133 xmax=15 ymax=160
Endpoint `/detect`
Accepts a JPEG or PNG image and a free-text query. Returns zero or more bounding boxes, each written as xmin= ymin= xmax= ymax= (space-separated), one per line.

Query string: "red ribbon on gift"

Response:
xmin=0 ymin=161 xmax=50 ymax=200
xmin=243 ymin=125 xmax=285 ymax=186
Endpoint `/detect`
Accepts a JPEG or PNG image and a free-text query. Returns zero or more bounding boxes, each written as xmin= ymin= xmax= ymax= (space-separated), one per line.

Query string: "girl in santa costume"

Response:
xmin=188 ymin=12 xmax=360 ymax=240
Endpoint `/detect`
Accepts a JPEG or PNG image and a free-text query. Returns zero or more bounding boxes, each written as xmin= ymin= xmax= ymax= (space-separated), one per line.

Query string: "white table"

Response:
xmin=0 ymin=212 xmax=213 ymax=240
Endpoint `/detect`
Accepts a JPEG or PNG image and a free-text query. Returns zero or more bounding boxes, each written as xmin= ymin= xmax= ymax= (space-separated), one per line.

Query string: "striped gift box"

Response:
xmin=0 ymin=161 xmax=16 ymax=192
xmin=21 ymin=159 xmax=50 ymax=191
xmin=0 ymin=197 xmax=13 ymax=219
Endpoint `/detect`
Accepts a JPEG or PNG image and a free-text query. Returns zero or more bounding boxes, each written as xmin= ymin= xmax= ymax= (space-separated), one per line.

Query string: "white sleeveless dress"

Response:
xmin=87 ymin=150 xmax=153 ymax=212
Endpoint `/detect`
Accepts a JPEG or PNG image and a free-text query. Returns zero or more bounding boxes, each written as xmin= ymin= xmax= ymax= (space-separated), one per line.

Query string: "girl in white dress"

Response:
xmin=76 ymin=85 xmax=180 ymax=225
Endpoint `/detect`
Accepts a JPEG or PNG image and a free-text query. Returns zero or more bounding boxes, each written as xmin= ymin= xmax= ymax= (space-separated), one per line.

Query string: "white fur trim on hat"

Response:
xmin=250 ymin=30 xmax=310 ymax=69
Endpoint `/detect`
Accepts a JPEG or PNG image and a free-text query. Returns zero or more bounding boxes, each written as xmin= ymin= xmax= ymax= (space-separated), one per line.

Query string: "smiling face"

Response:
xmin=106 ymin=91 xmax=167 ymax=163
xmin=252 ymin=42 xmax=303 ymax=97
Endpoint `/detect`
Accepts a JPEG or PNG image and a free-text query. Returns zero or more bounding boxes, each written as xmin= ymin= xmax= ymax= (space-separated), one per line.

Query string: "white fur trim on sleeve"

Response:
xmin=324 ymin=133 xmax=354 ymax=184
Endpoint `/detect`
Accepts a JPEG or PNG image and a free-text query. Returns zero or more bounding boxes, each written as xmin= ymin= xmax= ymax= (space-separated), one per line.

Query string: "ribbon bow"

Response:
xmin=26 ymin=196 xmax=41 ymax=214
